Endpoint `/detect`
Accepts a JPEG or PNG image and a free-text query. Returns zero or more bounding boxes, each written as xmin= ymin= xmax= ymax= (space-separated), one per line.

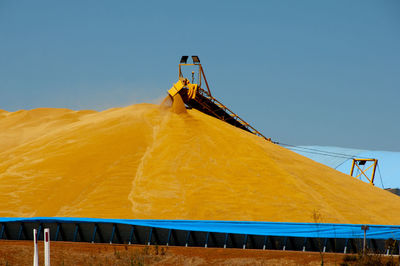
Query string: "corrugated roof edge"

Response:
xmin=1 ymin=217 xmax=399 ymax=239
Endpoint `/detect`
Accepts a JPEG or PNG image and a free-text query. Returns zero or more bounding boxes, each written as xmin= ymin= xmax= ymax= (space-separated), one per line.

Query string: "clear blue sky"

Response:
xmin=1 ymin=0 xmax=399 ymax=151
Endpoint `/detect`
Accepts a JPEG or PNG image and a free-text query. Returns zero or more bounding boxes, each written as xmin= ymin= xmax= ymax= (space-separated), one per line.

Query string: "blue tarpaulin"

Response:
xmin=1 ymin=217 xmax=399 ymax=240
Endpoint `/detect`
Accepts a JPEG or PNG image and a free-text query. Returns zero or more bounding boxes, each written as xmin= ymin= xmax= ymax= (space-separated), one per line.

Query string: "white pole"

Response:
xmin=33 ymin=229 xmax=39 ymax=266
xmin=44 ymin=228 xmax=50 ymax=266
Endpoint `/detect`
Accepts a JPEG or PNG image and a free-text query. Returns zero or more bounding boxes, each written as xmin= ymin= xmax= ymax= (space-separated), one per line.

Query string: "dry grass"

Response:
xmin=1 ymin=240 xmax=399 ymax=265
xmin=340 ymin=251 xmax=400 ymax=266
xmin=0 ymin=240 xmax=357 ymax=266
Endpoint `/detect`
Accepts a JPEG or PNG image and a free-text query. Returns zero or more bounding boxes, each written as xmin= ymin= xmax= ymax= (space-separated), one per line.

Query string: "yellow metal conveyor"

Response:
xmin=164 ymin=55 xmax=271 ymax=141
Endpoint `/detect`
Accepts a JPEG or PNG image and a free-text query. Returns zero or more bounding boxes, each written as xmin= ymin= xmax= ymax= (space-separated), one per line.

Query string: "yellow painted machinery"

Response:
xmin=350 ymin=158 xmax=378 ymax=185
xmin=165 ymin=55 xmax=271 ymax=141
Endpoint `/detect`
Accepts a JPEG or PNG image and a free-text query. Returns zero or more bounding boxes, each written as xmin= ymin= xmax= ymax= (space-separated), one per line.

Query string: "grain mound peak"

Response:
xmin=0 ymin=104 xmax=399 ymax=224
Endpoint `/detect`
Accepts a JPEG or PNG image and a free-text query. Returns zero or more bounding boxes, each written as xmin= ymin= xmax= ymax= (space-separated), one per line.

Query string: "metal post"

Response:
xmin=17 ymin=223 xmax=24 ymax=240
xmin=33 ymin=229 xmax=39 ymax=266
xmin=55 ymin=224 xmax=60 ymax=241
xmin=243 ymin=234 xmax=248 ymax=249
xmin=37 ymin=225 xmax=42 ymax=241
xmin=204 ymin=232 xmax=209 ymax=248
xmin=263 ymin=236 xmax=268 ymax=250
xmin=302 ymin=238 xmax=307 ymax=252
xmin=371 ymin=159 xmax=378 ymax=184
xmin=0 ymin=224 xmax=4 ymax=239
xmin=283 ymin=237 xmax=288 ymax=251
xmin=350 ymin=159 xmax=356 ymax=176
xmin=44 ymin=228 xmax=50 ymax=266
xmin=363 ymin=231 xmax=366 ymax=254
xmin=224 ymin=233 xmax=229 ymax=249
xmin=185 ymin=231 xmax=191 ymax=247
xmin=128 ymin=226 xmax=135 ymax=245
xmin=73 ymin=224 xmax=79 ymax=242
xmin=166 ymin=229 xmax=172 ymax=247
xmin=361 ymin=225 xmax=369 ymax=255
xmin=110 ymin=224 xmax=116 ymax=244
xmin=147 ymin=228 xmax=153 ymax=246
xmin=91 ymin=224 xmax=98 ymax=243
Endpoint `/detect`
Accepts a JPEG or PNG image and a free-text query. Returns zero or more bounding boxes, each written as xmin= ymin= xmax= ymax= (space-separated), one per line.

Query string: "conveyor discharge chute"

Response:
xmin=163 ymin=56 xmax=271 ymax=141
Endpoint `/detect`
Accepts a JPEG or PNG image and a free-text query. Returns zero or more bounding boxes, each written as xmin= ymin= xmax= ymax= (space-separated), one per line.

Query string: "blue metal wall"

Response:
xmin=1 ymin=218 xmax=399 ymax=253
xmin=0 ymin=220 xmax=325 ymax=251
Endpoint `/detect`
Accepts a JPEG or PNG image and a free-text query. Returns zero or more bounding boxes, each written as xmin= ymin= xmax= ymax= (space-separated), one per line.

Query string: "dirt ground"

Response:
xmin=1 ymin=240 xmax=399 ymax=266
xmin=0 ymin=239 xmax=352 ymax=266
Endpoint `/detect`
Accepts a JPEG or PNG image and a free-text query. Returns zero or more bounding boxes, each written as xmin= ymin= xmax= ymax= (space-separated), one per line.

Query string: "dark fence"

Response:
xmin=1 ymin=219 xmax=399 ymax=255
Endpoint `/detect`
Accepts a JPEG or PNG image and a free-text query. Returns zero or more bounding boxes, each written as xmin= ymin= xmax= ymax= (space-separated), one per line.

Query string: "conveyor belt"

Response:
xmin=179 ymin=88 xmax=269 ymax=141
xmin=169 ymin=57 xmax=271 ymax=142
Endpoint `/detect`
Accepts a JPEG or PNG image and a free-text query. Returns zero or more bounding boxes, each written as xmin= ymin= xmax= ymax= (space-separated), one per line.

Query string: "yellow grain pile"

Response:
xmin=0 ymin=104 xmax=399 ymax=224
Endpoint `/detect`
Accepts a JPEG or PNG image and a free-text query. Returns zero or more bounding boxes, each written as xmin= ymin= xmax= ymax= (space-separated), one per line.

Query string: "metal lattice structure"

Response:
xmin=168 ymin=56 xmax=271 ymax=142
xmin=350 ymin=158 xmax=378 ymax=185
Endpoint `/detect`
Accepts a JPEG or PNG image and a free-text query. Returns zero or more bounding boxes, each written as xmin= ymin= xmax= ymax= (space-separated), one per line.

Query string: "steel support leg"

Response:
xmin=263 ymin=236 xmax=268 ymax=250
xmin=17 ymin=223 xmax=24 ymax=240
xmin=204 ymin=232 xmax=209 ymax=248
xmin=344 ymin=238 xmax=349 ymax=254
xmin=224 ymin=233 xmax=229 ymax=248
xmin=73 ymin=224 xmax=80 ymax=242
xmin=55 ymin=223 xmax=60 ymax=241
xmin=91 ymin=224 xmax=98 ymax=243
xmin=185 ymin=231 xmax=191 ymax=247
xmin=128 ymin=226 xmax=135 ymax=245
xmin=243 ymin=234 xmax=248 ymax=249
xmin=323 ymin=238 xmax=328 ymax=253
xmin=109 ymin=224 xmax=116 ymax=244
xmin=37 ymin=225 xmax=42 ymax=241
xmin=166 ymin=229 xmax=172 ymax=246
xmin=0 ymin=224 xmax=4 ymax=240
xmin=147 ymin=228 xmax=153 ymax=246
xmin=283 ymin=237 xmax=288 ymax=251
xmin=302 ymin=237 xmax=307 ymax=252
